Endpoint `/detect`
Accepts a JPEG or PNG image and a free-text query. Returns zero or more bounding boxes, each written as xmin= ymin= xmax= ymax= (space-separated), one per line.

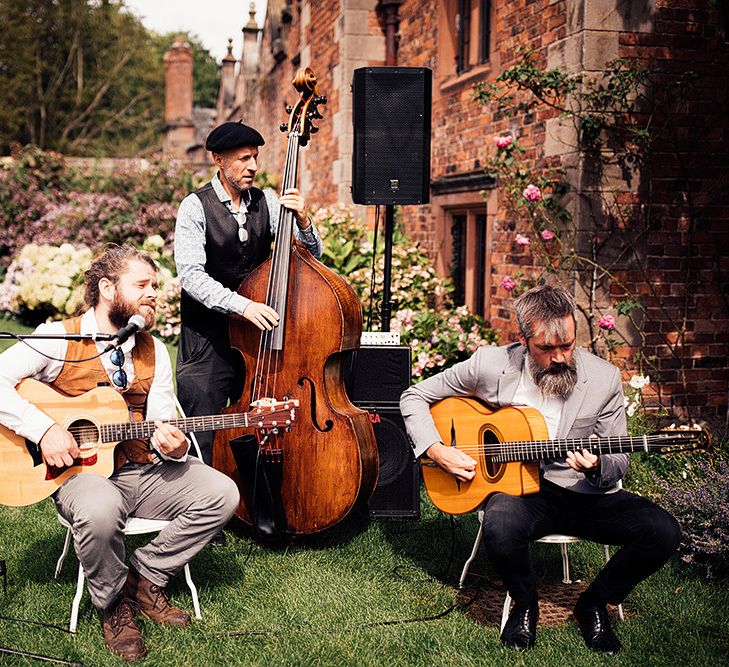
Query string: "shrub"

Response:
xmin=315 ymin=204 xmax=498 ymax=379
xmin=655 ymin=457 xmax=729 ymax=580
xmin=0 ymin=244 xmax=91 ymax=325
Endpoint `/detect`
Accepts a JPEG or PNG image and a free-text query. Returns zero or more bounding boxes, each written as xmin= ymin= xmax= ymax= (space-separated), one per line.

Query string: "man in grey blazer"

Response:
xmin=400 ymin=285 xmax=680 ymax=654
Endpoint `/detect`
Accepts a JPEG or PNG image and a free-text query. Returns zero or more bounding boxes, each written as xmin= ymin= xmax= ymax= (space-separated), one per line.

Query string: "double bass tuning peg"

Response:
xmin=279 ymin=123 xmax=288 ymax=133
xmin=314 ymin=95 xmax=327 ymax=105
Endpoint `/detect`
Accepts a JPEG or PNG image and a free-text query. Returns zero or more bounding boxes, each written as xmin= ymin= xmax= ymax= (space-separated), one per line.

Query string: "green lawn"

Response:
xmin=0 ymin=318 xmax=727 ymax=665
xmin=0 ymin=494 xmax=727 ymax=666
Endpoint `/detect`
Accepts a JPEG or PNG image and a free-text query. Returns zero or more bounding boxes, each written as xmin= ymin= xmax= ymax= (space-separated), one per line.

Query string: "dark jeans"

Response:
xmin=481 ymin=481 xmax=681 ymax=606
xmin=176 ymin=325 xmax=244 ymax=465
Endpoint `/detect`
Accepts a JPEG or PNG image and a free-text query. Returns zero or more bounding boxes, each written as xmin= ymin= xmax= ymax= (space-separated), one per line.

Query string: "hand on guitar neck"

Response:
xmin=565 ymin=438 xmax=601 ymax=473
xmin=150 ymin=421 xmax=187 ymax=459
xmin=426 ymin=441 xmax=477 ymax=482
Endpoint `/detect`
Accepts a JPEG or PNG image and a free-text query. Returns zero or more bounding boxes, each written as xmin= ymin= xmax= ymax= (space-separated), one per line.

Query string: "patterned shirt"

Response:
xmin=174 ymin=174 xmax=323 ymax=316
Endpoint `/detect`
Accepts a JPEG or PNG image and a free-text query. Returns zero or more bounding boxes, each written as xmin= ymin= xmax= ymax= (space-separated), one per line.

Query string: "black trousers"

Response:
xmin=480 ymin=480 xmax=681 ymax=606
xmin=176 ymin=325 xmax=244 ymax=465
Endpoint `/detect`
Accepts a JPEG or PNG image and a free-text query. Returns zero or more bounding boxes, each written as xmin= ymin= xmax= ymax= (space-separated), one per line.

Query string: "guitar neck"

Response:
xmin=99 ymin=413 xmax=253 ymax=443
xmin=493 ymin=434 xmax=675 ymax=463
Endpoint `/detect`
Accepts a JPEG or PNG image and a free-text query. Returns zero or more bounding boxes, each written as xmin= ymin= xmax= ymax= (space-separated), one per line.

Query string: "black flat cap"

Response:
xmin=205 ymin=121 xmax=265 ymax=152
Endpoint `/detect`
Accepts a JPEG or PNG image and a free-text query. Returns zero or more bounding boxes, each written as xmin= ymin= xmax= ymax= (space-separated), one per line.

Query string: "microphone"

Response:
xmin=103 ymin=314 xmax=146 ymax=351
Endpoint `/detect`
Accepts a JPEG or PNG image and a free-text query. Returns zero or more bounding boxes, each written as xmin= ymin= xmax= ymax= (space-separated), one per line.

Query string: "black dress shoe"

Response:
xmin=501 ymin=602 xmax=538 ymax=650
xmin=573 ymin=602 xmax=622 ymax=654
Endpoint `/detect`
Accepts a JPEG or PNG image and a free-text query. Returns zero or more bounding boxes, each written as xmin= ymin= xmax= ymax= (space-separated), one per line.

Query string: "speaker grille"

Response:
xmin=352 ymin=67 xmax=432 ymax=205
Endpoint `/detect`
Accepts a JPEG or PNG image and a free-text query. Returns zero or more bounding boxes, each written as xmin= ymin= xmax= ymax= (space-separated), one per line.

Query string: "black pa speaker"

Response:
xmin=345 ymin=346 xmax=420 ymax=519
xmin=352 ymin=67 xmax=432 ymax=205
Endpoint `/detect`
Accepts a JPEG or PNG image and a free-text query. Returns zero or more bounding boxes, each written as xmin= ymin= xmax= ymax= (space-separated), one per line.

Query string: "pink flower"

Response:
xmin=540 ymin=229 xmax=555 ymax=241
xmin=515 ymin=233 xmax=530 ymax=246
xmin=523 ymin=184 xmax=542 ymax=202
xmin=598 ymin=315 xmax=616 ymax=331
xmin=493 ymin=134 xmax=513 ymax=149
xmin=501 ymin=276 xmax=516 ymax=292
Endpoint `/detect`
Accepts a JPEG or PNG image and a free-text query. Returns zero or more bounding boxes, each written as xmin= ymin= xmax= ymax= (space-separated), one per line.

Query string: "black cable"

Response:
xmin=0 ymin=331 xmax=111 ymax=364
xmin=0 ymin=614 xmax=74 ymax=634
xmin=0 ymin=646 xmax=82 ymax=666
xmin=215 ymin=587 xmax=483 ymax=638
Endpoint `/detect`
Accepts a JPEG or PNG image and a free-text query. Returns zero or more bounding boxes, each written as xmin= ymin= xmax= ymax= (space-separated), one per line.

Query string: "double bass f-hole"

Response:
xmin=297 ymin=377 xmax=334 ymax=433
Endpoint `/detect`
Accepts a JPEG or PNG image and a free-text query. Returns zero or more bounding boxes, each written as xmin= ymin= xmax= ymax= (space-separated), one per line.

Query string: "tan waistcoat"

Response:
xmin=53 ymin=315 xmax=156 ymax=467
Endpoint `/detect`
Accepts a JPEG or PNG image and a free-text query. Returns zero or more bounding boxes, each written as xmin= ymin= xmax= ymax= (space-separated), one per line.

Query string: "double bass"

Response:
xmin=212 ymin=68 xmax=378 ymax=536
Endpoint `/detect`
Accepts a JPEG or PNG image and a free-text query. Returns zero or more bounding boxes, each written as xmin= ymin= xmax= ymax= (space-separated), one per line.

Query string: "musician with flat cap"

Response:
xmin=400 ymin=284 xmax=680 ymax=655
xmin=174 ymin=120 xmax=323 ymax=469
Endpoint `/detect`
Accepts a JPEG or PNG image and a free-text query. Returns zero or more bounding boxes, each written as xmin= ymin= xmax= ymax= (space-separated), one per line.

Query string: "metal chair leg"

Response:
xmin=560 ymin=543 xmax=572 ymax=584
xmin=55 ymin=528 xmax=72 ymax=578
xmin=70 ymin=564 xmax=85 ymax=633
xmin=459 ymin=511 xmax=485 ymax=588
xmin=183 ymin=563 xmax=202 ymax=620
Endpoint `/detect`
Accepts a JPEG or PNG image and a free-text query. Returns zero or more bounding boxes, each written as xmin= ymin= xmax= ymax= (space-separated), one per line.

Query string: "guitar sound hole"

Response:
xmin=68 ymin=419 xmax=100 ymax=448
xmin=482 ymin=428 xmax=502 ymax=478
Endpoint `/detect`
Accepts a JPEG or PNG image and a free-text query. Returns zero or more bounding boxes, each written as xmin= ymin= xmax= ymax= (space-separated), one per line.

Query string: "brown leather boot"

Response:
xmin=124 ymin=566 xmax=191 ymax=627
xmin=102 ymin=596 xmax=147 ymax=662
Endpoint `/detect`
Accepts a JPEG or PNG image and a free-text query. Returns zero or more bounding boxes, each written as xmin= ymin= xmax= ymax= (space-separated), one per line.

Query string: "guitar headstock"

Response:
xmin=279 ymin=67 xmax=327 ymax=146
xmin=249 ymin=398 xmax=299 ymax=431
xmin=650 ymin=423 xmax=711 ymax=454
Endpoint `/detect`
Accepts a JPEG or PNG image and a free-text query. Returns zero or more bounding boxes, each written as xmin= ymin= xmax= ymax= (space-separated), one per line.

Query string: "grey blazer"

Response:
xmin=400 ymin=343 xmax=628 ymax=494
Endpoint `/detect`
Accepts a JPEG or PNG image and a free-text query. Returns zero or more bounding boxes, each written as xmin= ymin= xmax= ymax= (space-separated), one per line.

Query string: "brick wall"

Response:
xmin=239 ymin=0 xmax=728 ymax=422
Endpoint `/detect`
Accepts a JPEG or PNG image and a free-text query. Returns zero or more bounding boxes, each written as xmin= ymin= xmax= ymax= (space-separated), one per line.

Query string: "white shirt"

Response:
xmin=512 ymin=363 xmax=565 ymax=439
xmin=0 ymin=309 xmax=186 ymax=460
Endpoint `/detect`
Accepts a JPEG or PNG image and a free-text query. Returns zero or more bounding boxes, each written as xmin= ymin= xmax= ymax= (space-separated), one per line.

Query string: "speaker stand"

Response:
xmin=380 ymin=204 xmax=395 ymax=332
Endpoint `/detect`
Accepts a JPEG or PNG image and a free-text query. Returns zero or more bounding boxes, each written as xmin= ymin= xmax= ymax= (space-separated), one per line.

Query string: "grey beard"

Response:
xmin=526 ymin=352 xmax=578 ymax=398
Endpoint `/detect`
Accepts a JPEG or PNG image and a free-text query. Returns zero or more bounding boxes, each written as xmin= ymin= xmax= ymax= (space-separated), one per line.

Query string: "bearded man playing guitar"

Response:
xmin=0 ymin=246 xmax=240 ymax=661
xmin=400 ymin=284 xmax=680 ymax=655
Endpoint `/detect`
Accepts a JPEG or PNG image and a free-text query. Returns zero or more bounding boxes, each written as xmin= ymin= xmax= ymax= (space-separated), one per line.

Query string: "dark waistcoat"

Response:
xmin=180 ymin=184 xmax=272 ymax=335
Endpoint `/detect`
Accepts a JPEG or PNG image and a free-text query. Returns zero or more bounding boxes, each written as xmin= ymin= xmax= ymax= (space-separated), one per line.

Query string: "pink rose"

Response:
xmin=493 ymin=134 xmax=513 ymax=149
xmin=598 ymin=315 xmax=616 ymax=331
xmin=540 ymin=229 xmax=555 ymax=241
xmin=501 ymin=276 xmax=516 ymax=292
xmin=523 ymin=184 xmax=542 ymax=202
xmin=515 ymin=233 xmax=530 ymax=246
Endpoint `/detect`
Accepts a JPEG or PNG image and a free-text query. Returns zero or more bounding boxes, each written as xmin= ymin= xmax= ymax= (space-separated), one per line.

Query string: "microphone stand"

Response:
xmin=0 ymin=333 xmax=116 ymax=341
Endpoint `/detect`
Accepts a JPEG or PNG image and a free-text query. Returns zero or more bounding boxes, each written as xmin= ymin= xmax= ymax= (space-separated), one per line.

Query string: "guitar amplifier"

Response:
xmin=345 ymin=346 xmax=420 ymax=519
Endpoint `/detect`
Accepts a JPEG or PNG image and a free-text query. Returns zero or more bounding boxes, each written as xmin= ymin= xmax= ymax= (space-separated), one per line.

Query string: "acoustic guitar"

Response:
xmin=0 ymin=378 xmax=298 ymax=507
xmin=422 ymin=396 xmax=710 ymax=515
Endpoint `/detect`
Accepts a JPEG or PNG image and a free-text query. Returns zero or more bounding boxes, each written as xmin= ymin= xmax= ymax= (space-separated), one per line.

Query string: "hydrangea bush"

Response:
xmin=0 ymin=244 xmax=91 ymax=324
xmin=314 ymin=205 xmax=498 ymax=380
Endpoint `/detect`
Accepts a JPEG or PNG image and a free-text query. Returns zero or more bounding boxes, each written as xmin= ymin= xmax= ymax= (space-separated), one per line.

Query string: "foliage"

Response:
xmin=0 ymin=243 xmax=91 ymax=325
xmin=391 ymin=307 xmax=498 ymax=379
xmin=314 ymin=205 xmax=498 ymax=380
xmin=654 ymin=456 xmax=729 ymax=580
xmin=0 ymin=146 xmax=193 ymax=269
xmin=0 ymin=0 xmax=168 ymax=156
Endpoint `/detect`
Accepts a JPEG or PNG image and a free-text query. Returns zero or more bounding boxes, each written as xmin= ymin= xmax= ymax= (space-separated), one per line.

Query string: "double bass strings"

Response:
xmin=253 ymin=131 xmax=300 ymax=405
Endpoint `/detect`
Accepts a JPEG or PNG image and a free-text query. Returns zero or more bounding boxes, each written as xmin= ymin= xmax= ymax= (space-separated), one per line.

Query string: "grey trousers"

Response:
xmin=54 ymin=457 xmax=240 ymax=611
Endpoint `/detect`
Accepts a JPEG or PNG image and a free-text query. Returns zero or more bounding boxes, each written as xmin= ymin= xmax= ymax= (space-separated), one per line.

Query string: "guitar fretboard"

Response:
xmin=99 ymin=413 xmax=257 ymax=443
xmin=492 ymin=434 xmax=687 ymax=463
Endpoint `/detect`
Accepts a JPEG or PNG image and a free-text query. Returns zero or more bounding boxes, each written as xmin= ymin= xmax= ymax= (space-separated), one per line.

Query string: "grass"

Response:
xmin=0 ymin=317 xmax=727 ymax=665
xmin=0 ymin=494 xmax=727 ymax=667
